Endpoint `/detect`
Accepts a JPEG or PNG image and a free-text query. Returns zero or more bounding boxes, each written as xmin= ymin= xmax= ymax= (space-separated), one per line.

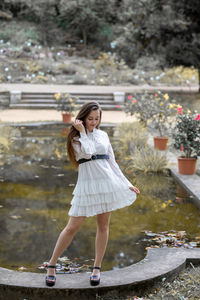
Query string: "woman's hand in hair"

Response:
xmin=72 ymin=119 xmax=86 ymax=133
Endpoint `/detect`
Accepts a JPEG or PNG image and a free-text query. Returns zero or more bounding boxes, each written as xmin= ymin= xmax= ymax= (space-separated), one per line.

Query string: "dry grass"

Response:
xmin=131 ymin=147 xmax=167 ymax=174
xmin=98 ymin=265 xmax=200 ymax=300
xmin=113 ymin=122 xmax=167 ymax=174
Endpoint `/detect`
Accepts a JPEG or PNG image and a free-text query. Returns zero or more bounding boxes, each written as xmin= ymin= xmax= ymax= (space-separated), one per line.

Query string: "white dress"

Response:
xmin=68 ymin=127 xmax=137 ymax=217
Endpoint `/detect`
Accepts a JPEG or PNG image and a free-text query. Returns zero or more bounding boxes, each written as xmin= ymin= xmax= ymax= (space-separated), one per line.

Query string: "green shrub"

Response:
xmin=0 ymin=21 xmax=39 ymax=45
xmin=172 ymin=112 xmax=200 ymax=158
xmin=0 ymin=123 xmax=19 ymax=165
xmin=73 ymin=74 xmax=88 ymax=84
xmin=58 ymin=64 xmax=77 ymax=75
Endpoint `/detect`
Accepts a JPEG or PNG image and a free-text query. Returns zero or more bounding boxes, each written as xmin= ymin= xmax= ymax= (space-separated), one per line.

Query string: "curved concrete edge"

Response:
xmin=0 ymin=248 xmax=200 ymax=299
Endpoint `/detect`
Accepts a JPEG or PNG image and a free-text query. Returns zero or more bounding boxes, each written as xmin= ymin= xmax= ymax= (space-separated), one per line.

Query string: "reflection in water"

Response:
xmin=0 ymin=124 xmax=200 ymax=273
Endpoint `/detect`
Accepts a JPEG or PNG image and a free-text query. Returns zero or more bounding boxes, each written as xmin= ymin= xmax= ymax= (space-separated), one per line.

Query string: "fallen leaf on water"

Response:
xmin=176 ymin=197 xmax=183 ymax=202
xmin=189 ymin=242 xmax=197 ymax=247
xmin=18 ymin=266 xmax=26 ymax=271
xmin=58 ymin=256 xmax=70 ymax=263
xmin=176 ymin=231 xmax=186 ymax=239
xmin=38 ymin=265 xmax=46 ymax=269
xmin=10 ymin=215 xmax=22 ymax=219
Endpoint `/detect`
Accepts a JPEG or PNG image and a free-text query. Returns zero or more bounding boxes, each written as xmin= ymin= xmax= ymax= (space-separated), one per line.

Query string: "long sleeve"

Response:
xmin=78 ymin=132 xmax=96 ymax=155
xmin=107 ymin=138 xmax=134 ymax=188
xmin=72 ymin=132 xmax=96 ymax=161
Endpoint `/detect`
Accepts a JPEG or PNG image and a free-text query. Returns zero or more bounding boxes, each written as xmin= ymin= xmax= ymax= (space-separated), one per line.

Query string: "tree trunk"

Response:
xmin=198 ymin=67 xmax=200 ymax=92
xmin=82 ymin=29 xmax=87 ymax=49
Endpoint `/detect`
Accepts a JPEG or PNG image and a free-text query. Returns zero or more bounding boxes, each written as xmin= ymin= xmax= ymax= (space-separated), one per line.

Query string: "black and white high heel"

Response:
xmin=45 ymin=265 xmax=56 ymax=287
xmin=90 ymin=266 xmax=101 ymax=286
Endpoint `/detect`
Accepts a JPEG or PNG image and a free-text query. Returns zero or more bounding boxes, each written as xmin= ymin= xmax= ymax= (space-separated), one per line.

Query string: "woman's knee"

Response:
xmin=97 ymin=222 xmax=110 ymax=233
xmin=97 ymin=213 xmax=111 ymax=232
xmin=63 ymin=225 xmax=77 ymax=236
xmin=63 ymin=217 xmax=85 ymax=235
xmin=97 ymin=224 xmax=109 ymax=233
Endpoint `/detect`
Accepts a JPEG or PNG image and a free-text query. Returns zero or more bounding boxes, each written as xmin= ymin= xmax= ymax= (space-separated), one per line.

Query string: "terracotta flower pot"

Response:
xmin=153 ymin=137 xmax=168 ymax=150
xmin=178 ymin=157 xmax=197 ymax=175
xmin=62 ymin=113 xmax=72 ymax=123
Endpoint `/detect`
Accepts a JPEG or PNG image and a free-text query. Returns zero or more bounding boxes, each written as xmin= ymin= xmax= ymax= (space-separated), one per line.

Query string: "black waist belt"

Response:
xmin=78 ymin=154 xmax=109 ymax=164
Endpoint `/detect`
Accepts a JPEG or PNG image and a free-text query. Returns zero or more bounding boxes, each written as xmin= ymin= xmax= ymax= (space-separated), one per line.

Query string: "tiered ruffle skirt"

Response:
xmin=68 ymin=160 xmax=137 ymax=217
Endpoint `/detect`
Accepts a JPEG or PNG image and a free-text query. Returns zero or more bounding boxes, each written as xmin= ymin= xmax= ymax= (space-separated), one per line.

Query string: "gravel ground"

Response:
xmin=0 ymin=109 xmax=135 ymax=124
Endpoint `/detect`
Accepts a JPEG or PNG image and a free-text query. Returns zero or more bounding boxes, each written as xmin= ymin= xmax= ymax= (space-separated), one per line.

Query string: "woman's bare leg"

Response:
xmin=92 ymin=212 xmax=111 ymax=277
xmin=47 ymin=216 xmax=85 ymax=276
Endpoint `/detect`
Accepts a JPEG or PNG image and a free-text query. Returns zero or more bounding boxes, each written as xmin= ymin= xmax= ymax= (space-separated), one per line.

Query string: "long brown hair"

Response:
xmin=67 ymin=101 xmax=102 ymax=169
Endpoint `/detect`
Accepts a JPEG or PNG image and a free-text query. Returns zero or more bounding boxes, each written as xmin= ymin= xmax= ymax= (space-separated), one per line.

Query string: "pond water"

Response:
xmin=0 ymin=124 xmax=200 ymax=273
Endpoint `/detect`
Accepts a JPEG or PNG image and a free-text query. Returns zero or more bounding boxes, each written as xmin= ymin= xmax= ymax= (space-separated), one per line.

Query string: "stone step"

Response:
xmin=19 ymin=99 xmax=114 ymax=104
xmin=12 ymin=91 xmax=118 ymax=110
xmin=75 ymin=94 xmax=114 ymax=99
xmin=21 ymin=93 xmax=114 ymax=99
xmin=0 ymin=248 xmax=200 ymax=300
xmin=20 ymin=93 xmax=116 ymax=109
xmin=78 ymin=99 xmax=114 ymax=104
xmin=9 ymin=103 xmax=123 ymax=110
xmin=10 ymin=103 xmax=58 ymax=108
xmin=1 ymin=91 xmax=124 ymax=110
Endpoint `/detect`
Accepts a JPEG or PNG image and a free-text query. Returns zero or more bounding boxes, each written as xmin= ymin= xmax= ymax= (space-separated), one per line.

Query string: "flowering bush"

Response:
xmin=172 ymin=112 xmax=200 ymax=158
xmin=124 ymin=91 xmax=177 ymax=136
xmin=124 ymin=91 xmax=155 ymax=127
xmin=54 ymin=93 xmax=79 ymax=114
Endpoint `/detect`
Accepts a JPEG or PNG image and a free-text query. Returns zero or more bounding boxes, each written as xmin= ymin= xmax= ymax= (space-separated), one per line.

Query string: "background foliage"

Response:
xmin=0 ymin=0 xmax=199 ymax=78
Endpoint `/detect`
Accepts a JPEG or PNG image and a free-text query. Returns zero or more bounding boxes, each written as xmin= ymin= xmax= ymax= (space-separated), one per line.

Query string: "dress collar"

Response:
xmin=86 ymin=127 xmax=98 ymax=135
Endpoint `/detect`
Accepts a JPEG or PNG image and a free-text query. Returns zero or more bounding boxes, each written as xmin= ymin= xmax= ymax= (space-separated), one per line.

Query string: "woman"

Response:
xmin=45 ymin=101 xmax=140 ymax=287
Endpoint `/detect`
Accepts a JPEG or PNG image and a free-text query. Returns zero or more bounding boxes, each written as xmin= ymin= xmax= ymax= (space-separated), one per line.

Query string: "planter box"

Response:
xmin=178 ymin=157 xmax=197 ymax=175
xmin=153 ymin=137 xmax=168 ymax=150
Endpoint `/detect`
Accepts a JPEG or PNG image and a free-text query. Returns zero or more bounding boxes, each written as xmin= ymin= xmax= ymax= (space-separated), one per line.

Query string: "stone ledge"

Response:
xmin=171 ymin=168 xmax=200 ymax=208
xmin=1 ymin=248 xmax=200 ymax=300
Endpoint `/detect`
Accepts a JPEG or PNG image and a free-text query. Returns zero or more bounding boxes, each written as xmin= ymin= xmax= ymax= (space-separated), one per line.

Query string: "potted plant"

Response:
xmin=150 ymin=91 xmax=177 ymax=150
xmin=124 ymin=91 xmax=177 ymax=150
xmin=172 ymin=112 xmax=200 ymax=175
xmin=54 ymin=93 xmax=79 ymax=123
